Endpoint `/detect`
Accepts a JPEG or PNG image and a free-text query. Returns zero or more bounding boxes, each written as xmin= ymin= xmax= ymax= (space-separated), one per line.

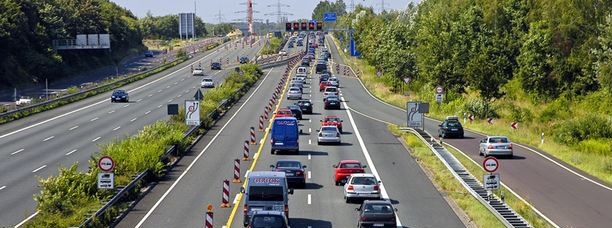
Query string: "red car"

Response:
xmin=333 ymin=160 xmax=367 ymax=185
xmin=319 ymin=81 xmax=333 ymax=91
xmin=321 ymin=115 xmax=343 ymax=133
xmin=275 ymin=108 xmax=294 ymax=118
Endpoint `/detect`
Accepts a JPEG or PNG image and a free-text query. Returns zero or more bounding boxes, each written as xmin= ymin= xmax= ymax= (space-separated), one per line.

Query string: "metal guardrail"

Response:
xmin=402 ymin=127 xmax=531 ymax=228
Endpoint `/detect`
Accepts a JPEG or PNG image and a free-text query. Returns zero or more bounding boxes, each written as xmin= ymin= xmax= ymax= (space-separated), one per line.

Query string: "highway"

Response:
xmin=0 ymin=37 xmax=266 ymax=227
xmin=120 ymin=37 xmax=464 ymax=228
xmin=325 ymin=35 xmax=612 ymax=228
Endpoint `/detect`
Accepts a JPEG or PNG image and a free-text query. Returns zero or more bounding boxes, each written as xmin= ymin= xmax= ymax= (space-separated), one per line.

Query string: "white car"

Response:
xmin=192 ymin=68 xmax=204 ymax=76
xmin=279 ymin=50 xmax=288 ymax=56
xmin=479 ymin=136 xmax=513 ymax=158
xmin=344 ymin=173 xmax=381 ymax=203
xmin=328 ymin=77 xmax=340 ymax=87
xmin=287 ymin=87 xmax=302 ymax=100
xmin=323 ymin=86 xmax=339 ymax=100
xmin=317 ymin=126 xmax=341 ymax=145
xmin=201 ymin=77 xmax=215 ymax=88
xmin=296 ymin=67 xmax=308 ymax=75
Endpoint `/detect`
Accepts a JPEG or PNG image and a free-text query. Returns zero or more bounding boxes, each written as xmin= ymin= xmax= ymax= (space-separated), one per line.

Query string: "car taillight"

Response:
xmin=360 ymin=215 xmax=367 ymax=221
xmin=374 ymin=185 xmax=379 ymax=191
xmin=487 ymin=145 xmax=494 ymax=149
xmin=347 ymin=185 xmax=354 ymax=190
xmin=296 ymin=171 xmax=303 ymax=175
xmin=243 ymin=204 xmax=248 ymax=212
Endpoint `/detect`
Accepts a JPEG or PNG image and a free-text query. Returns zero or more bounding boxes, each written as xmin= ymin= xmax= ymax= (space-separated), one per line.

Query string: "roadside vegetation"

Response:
xmin=330 ymin=1 xmax=612 ymax=185
xmin=261 ymin=36 xmax=284 ymax=55
xmin=24 ymin=64 xmax=264 ymax=227
xmin=388 ymin=125 xmax=504 ymax=228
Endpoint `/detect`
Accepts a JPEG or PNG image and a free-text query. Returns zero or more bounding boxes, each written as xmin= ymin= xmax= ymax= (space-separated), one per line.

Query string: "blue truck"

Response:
xmin=270 ymin=117 xmax=300 ymax=154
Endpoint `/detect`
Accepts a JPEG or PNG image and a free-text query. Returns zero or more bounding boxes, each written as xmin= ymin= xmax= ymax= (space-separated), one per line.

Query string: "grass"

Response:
xmin=330 ymin=35 xmax=612 ymax=185
xmin=388 ymin=125 xmax=504 ymax=228
xmin=444 ymin=145 xmax=554 ymax=227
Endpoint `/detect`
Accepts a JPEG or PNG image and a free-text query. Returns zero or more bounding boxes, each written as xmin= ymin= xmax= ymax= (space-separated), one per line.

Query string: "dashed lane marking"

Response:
xmin=42 ymin=136 xmax=54 ymax=142
xmin=32 ymin=165 xmax=47 ymax=173
xmin=113 ymin=126 xmax=121 ymax=131
xmin=69 ymin=125 xmax=79 ymax=131
xmin=11 ymin=149 xmax=24 ymax=155
xmin=65 ymin=149 xmax=77 ymax=156
xmin=91 ymin=137 xmax=101 ymax=142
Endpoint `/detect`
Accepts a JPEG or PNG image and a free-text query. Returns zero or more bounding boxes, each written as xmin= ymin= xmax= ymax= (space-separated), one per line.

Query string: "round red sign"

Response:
xmin=482 ymin=157 xmax=499 ymax=173
xmin=98 ymin=156 xmax=115 ymax=172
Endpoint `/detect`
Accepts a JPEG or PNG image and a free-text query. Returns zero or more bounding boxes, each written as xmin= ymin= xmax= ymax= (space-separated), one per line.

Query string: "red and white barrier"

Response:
xmin=232 ymin=159 xmax=241 ymax=183
xmin=243 ymin=140 xmax=250 ymax=160
xmin=511 ymin=122 xmax=518 ymax=129
xmin=250 ymin=127 xmax=256 ymax=144
xmin=264 ymin=108 xmax=269 ymax=119
xmin=221 ymin=179 xmax=230 ymax=208
xmin=204 ymin=208 xmax=213 ymax=228
xmin=259 ymin=115 xmax=264 ymax=131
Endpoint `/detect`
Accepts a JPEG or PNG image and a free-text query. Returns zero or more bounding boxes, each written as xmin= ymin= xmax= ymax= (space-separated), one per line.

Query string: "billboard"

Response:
xmin=179 ymin=13 xmax=195 ymax=39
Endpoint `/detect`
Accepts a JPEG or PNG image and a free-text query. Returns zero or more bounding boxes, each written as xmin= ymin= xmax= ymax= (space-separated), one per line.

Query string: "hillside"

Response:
xmin=0 ymin=0 xmax=144 ymax=89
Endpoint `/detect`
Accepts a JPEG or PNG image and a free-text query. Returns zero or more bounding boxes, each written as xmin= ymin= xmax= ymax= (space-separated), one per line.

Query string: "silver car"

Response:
xmin=344 ymin=174 xmax=381 ymax=203
xmin=200 ymin=77 xmax=214 ymax=88
xmin=328 ymin=77 xmax=340 ymax=87
xmin=323 ymin=86 xmax=339 ymax=100
xmin=317 ymin=126 xmax=341 ymax=145
xmin=287 ymin=87 xmax=302 ymax=100
xmin=479 ymin=136 xmax=513 ymax=158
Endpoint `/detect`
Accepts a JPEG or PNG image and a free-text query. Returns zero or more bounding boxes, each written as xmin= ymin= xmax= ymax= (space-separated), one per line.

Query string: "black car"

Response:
xmin=356 ymin=200 xmax=397 ymax=228
xmin=286 ymin=105 xmax=303 ymax=120
xmin=211 ymin=62 xmax=222 ymax=70
xmin=301 ymin=58 xmax=310 ymax=67
xmin=316 ymin=61 xmax=327 ymax=74
xmin=438 ymin=116 xmax=464 ymax=138
xmin=294 ymin=100 xmax=313 ymax=114
xmin=110 ymin=89 xmax=129 ymax=102
xmin=324 ymin=96 xmax=341 ymax=109
xmin=144 ymin=51 xmax=154 ymax=57
xmin=320 ymin=74 xmax=330 ymax=83
xmin=271 ymin=160 xmax=306 ymax=188
xmin=239 ymin=56 xmax=249 ymax=64
xmin=248 ymin=210 xmax=290 ymax=228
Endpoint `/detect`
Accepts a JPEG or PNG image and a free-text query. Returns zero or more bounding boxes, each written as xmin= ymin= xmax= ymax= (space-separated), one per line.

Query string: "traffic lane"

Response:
xmin=327 ymin=35 xmax=612 ymax=227
xmin=0 ymin=49 xmax=263 ymax=226
xmin=440 ymin=132 xmax=612 ymax=227
xmin=118 ymin=67 xmax=283 ymax=228
xmin=350 ymin=111 xmax=465 ymax=227
xmin=228 ymin=76 xmax=359 ymax=228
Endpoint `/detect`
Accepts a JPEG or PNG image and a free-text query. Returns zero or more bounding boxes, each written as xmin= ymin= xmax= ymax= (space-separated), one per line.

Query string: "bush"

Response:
xmin=34 ymin=164 xmax=98 ymax=215
xmin=553 ymin=114 xmax=612 ymax=144
xmin=176 ymin=49 xmax=187 ymax=59
xmin=463 ymin=98 xmax=498 ymax=118
xmin=508 ymin=105 xmax=534 ymax=123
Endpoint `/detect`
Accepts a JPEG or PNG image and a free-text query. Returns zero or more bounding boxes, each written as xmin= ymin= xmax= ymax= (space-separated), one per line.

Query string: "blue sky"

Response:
xmin=110 ymin=0 xmax=417 ymax=23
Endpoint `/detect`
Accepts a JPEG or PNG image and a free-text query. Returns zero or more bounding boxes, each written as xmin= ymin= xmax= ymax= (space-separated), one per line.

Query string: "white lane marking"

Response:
xmin=308 ymin=171 xmax=311 ymax=179
xmin=307 ymin=194 xmax=311 ymax=205
xmin=177 ymin=94 xmax=182 ymax=98
xmin=65 ymin=149 xmax=77 ymax=156
xmin=233 ymin=193 xmax=241 ymax=204
xmin=308 ymin=128 xmax=311 ymax=133
xmin=135 ymin=68 xmax=275 ymax=228
xmin=14 ymin=211 xmax=39 ymax=228
xmin=181 ymin=78 xmax=185 ymax=81
xmin=341 ymin=96 xmax=403 ymax=227
xmin=166 ymin=85 xmax=171 ymax=88
xmin=245 ymin=170 xmax=251 ymax=178
xmin=90 ymin=117 xmax=99 ymax=122
xmin=308 ymin=153 xmax=311 ymax=160
xmin=32 ymin=165 xmax=47 ymax=173
xmin=0 ymin=186 xmax=5 ymax=191
xmin=347 ymin=107 xmax=393 ymax=125
xmin=91 ymin=136 xmax=101 ymax=142
xmin=0 ymin=50 xmax=220 ymax=141
xmin=148 ymin=94 xmax=153 ymax=97
xmin=123 ymin=104 xmax=130 ymax=108
xmin=157 ymin=90 xmax=163 ymax=93
xmin=145 ymin=110 xmax=151 ymax=115
xmin=167 ymin=99 xmax=173 ymax=102
xmin=192 ymin=86 xmax=196 ymax=89
xmin=11 ymin=149 xmax=24 ymax=155
xmin=108 ymin=110 xmax=115 ymax=114
xmin=309 ymin=119 xmax=311 ymax=123
xmin=260 ymin=138 xmax=265 ymax=144
xmin=157 ymin=104 xmax=163 ymax=108
xmin=130 ymin=118 xmax=137 ymax=122
xmin=42 ymin=136 xmax=54 ymax=142
xmin=113 ymin=126 xmax=121 ymax=131
xmin=69 ymin=125 xmax=79 ymax=131
xmin=185 ymin=90 xmax=190 ymax=93
xmin=137 ymin=99 xmax=143 ymax=102
xmin=174 ymin=82 xmax=178 ymax=85
xmin=308 ymin=139 xmax=312 ymax=145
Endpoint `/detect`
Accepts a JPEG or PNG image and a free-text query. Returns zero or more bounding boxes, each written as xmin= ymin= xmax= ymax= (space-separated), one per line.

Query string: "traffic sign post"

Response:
xmin=98 ymin=156 xmax=115 ymax=172
xmin=483 ymin=173 xmax=500 ymax=190
xmin=482 ymin=157 xmax=499 ymax=173
xmin=97 ymin=172 xmax=114 ymax=189
xmin=482 ymin=156 xmax=501 ymax=201
xmin=436 ymin=85 xmax=444 ymax=94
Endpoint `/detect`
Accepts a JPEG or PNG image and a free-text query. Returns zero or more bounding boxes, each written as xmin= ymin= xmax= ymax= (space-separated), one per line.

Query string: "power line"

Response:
xmin=265 ymin=0 xmax=292 ymax=28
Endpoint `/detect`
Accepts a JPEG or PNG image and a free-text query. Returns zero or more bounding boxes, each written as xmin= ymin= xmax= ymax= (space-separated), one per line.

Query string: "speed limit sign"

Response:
xmin=482 ymin=157 xmax=499 ymax=173
xmin=98 ymin=156 xmax=115 ymax=172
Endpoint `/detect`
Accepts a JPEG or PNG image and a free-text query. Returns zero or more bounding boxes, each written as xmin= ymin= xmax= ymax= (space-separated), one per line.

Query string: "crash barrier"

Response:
xmin=243 ymin=140 xmax=250 ymax=161
xmin=250 ymin=127 xmax=256 ymax=144
xmin=204 ymin=209 xmax=213 ymax=228
xmin=221 ymin=179 xmax=231 ymax=208
xmin=233 ymin=159 xmax=241 ymax=183
xmin=401 ymin=127 xmax=532 ymax=228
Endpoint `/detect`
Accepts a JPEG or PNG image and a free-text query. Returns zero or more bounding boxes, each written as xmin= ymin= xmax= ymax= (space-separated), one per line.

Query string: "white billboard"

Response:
xmin=185 ymin=100 xmax=200 ymax=125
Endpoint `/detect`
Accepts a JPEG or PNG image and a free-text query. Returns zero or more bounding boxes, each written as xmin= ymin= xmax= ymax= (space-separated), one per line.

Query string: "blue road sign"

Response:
xmin=350 ymin=38 xmax=360 ymax=57
xmin=324 ymin=12 xmax=337 ymax=22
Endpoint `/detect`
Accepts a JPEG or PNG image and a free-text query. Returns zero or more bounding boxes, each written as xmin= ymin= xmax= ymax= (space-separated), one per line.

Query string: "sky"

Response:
xmin=110 ymin=0 xmax=418 ymax=24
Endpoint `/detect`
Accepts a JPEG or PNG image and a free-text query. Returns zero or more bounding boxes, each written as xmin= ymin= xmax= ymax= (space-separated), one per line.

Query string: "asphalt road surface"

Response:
xmin=325 ymin=35 xmax=612 ymax=228
xmin=120 ymin=38 xmax=464 ymax=228
xmin=0 ymin=37 xmax=266 ymax=227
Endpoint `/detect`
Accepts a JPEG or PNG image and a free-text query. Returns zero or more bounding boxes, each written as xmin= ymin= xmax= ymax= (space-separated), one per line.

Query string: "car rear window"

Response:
xmin=489 ymin=137 xmax=509 ymax=143
xmin=325 ymin=87 xmax=337 ymax=92
xmin=340 ymin=163 xmax=361 ymax=168
xmin=351 ymin=177 xmax=377 ymax=185
xmin=326 ymin=117 xmax=340 ymax=122
xmin=248 ymin=186 xmax=284 ymax=201
xmin=321 ymin=126 xmax=336 ymax=132
xmin=363 ymin=203 xmax=393 ymax=214
xmin=277 ymin=161 xmax=300 ymax=168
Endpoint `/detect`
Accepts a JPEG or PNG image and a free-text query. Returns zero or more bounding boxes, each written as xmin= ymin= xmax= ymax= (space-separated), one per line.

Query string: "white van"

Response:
xmin=242 ymin=171 xmax=293 ymax=226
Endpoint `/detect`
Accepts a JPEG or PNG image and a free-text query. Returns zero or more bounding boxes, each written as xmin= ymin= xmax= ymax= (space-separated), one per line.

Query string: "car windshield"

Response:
xmin=325 ymin=87 xmax=337 ymax=92
xmin=202 ymin=79 xmax=212 ymax=82
xmin=321 ymin=127 xmax=337 ymax=132
xmin=277 ymin=161 xmax=301 ymax=168
xmin=251 ymin=215 xmax=286 ymax=228
xmin=363 ymin=203 xmax=393 ymax=214
xmin=351 ymin=177 xmax=377 ymax=185
xmin=340 ymin=163 xmax=361 ymax=168
xmin=489 ymin=137 xmax=509 ymax=143
xmin=326 ymin=117 xmax=340 ymax=122
xmin=248 ymin=186 xmax=284 ymax=201
xmin=289 ymin=88 xmax=300 ymax=92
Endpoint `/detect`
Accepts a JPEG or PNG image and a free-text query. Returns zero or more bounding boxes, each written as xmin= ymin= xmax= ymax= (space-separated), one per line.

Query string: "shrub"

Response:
xmin=553 ymin=114 xmax=612 ymax=144
xmin=463 ymin=98 xmax=498 ymax=118
xmin=176 ymin=49 xmax=187 ymax=59
xmin=34 ymin=164 xmax=98 ymax=214
xmin=508 ymin=105 xmax=534 ymax=123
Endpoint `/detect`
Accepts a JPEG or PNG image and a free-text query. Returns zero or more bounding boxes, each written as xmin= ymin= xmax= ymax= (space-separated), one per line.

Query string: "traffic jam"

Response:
xmin=234 ymin=32 xmax=399 ymax=228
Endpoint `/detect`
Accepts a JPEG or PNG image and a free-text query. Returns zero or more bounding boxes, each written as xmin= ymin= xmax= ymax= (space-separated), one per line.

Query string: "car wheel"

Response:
xmin=345 ymin=196 xmax=351 ymax=203
xmin=441 ymin=132 xmax=446 ymax=138
xmin=271 ymin=149 xmax=275 ymax=154
xmin=334 ymin=180 xmax=339 ymax=186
